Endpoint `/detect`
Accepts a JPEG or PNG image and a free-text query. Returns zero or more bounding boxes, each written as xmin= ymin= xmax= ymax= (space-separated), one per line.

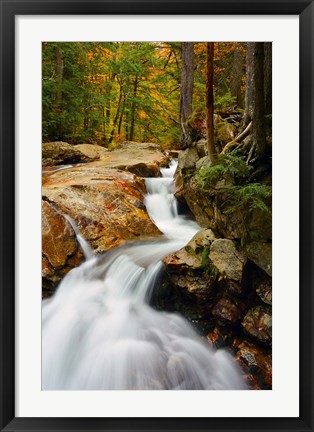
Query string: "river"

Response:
xmin=42 ymin=160 xmax=246 ymax=390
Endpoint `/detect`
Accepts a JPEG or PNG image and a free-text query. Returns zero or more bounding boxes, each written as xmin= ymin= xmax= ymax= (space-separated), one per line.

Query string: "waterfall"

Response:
xmin=42 ymin=160 xmax=246 ymax=390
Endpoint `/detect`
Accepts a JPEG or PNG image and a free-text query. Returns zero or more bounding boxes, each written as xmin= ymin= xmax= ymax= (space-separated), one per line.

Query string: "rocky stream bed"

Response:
xmin=42 ymin=140 xmax=272 ymax=390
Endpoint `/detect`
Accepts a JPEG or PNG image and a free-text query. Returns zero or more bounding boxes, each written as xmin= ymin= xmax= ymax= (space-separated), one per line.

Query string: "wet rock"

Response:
xmin=162 ymin=228 xmax=217 ymax=292
xmin=211 ymin=298 xmax=243 ymax=326
xmin=163 ymin=248 xmax=202 ymax=270
xmin=156 ymin=230 xmax=219 ymax=320
xmin=162 ymin=228 xmax=216 ymax=272
xmin=42 ymin=200 xmax=78 ymax=268
xmin=42 ymin=200 xmax=84 ymax=294
xmin=42 ymin=163 xmax=162 ymax=296
xmin=218 ymin=278 xmax=245 ymax=297
xmin=206 ymin=326 xmax=233 ymax=349
xmin=43 ymin=164 xmax=161 ymax=255
xmin=162 ymin=244 xmax=215 ymax=304
xmin=245 ymin=241 xmax=272 ymax=276
xmin=42 ymin=141 xmax=94 ymax=166
xmin=209 ymin=239 xmax=247 ymax=282
xmin=256 ymin=277 xmax=272 ymax=305
xmin=186 ymin=228 xmax=216 ymax=253
xmin=166 ymin=150 xmax=180 ymax=158
xmin=242 ymin=306 xmax=272 ymax=345
xmin=235 ymin=340 xmax=272 ymax=389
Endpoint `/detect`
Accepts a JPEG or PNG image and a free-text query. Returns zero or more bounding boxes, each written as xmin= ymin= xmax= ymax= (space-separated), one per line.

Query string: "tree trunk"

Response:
xmin=125 ymin=109 xmax=130 ymax=141
xmin=243 ymin=42 xmax=254 ymax=128
xmin=108 ymin=84 xmax=123 ymax=143
xmin=230 ymin=45 xmax=243 ymax=108
xmin=206 ymin=42 xmax=216 ymax=164
xmin=104 ymin=79 xmax=112 ymax=142
xmin=252 ymin=42 xmax=267 ymax=161
xmin=55 ymin=46 xmax=64 ymax=109
xmin=264 ymin=42 xmax=272 ymax=116
xmin=179 ymin=42 xmax=194 ymax=149
xmin=263 ymin=42 xmax=272 ymax=138
xmin=129 ymin=76 xmax=139 ymax=141
xmin=118 ymin=94 xmax=125 ymax=136
xmin=54 ymin=45 xmax=64 ymax=139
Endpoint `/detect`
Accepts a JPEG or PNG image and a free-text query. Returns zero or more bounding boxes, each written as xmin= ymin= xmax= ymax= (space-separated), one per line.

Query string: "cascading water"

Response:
xmin=42 ymin=160 xmax=246 ymax=390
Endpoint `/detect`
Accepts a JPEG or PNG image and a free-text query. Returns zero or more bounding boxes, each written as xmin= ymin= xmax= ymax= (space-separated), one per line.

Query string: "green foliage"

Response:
xmin=196 ymin=154 xmax=252 ymax=189
xmin=201 ymin=246 xmax=211 ymax=268
xmin=42 ymin=41 xmax=183 ymax=146
xmin=200 ymin=246 xmax=219 ymax=278
xmin=224 ymin=183 xmax=272 ymax=215
xmin=195 ymin=154 xmax=271 ymax=234
xmin=214 ymin=92 xmax=236 ymax=110
xmin=42 ymin=42 xmax=247 ymax=146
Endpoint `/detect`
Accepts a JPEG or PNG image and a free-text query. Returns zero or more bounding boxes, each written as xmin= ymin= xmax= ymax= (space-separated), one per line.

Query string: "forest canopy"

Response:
xmin=42 ymin=42 xmax=247 ymax=147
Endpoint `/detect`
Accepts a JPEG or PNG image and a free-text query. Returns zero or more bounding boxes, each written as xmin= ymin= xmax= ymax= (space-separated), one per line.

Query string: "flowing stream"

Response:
xmin=42 ymin=160 xmax=246 ymax=390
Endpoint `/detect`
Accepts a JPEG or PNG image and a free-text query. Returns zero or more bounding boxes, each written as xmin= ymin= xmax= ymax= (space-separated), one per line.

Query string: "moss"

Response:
xmin=201 ymin=246 xmax=211 ymax=268
xmin=184 ymin=245 xmax=198 ymax=258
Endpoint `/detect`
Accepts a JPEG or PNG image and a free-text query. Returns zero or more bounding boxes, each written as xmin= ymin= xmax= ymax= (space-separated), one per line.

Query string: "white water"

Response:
xmin=42 ymin=160 xmax=246 ymax=390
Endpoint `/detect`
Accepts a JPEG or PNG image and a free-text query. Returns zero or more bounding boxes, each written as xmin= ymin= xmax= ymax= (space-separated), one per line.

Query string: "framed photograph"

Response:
xmin=0 ymin=1 xmax=313 ymax=431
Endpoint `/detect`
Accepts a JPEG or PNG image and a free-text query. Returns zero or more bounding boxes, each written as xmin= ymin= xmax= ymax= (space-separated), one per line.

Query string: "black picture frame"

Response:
xmin=0 ymin=1 xmax=313 ymax=431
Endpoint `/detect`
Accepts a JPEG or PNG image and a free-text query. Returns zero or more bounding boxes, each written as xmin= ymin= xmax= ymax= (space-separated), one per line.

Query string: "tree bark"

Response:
xmin=109 ymin=84 xmax=124 ymax=143
xmin=230 ymin=45 xmax=243 ymax=108
xmin=118 ymin=94 xmax=125 ymax=136
xmin=206 ymin=43 xmax=216 ymax=164
xmin=54 ymin=45 xmax=64 ymax=139
xmin=179 ymin=42 xmax=194 ymax=149
xmin=243 ymin=43 xmax=254 ymax=128
xmin=55 ymin=46 xmax=64 ymax=109
xmin=263 ymin=42 xmax=272 ymax=138
xmin=264 ymin=42 xmax=272 ymax=116
xmin=129 ymin=76 xmax=139 ymax=141
xmin=252 ymin=42 xmax=267 ymax=161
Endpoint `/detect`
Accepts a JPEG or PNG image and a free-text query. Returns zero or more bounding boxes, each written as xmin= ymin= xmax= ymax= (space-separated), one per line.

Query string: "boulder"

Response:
xmin=215 ymin=119 xmax=235 ymax=145
xmin=175 ymin=172 xmax=271 ymax=243
xmin=185 ymin=228 xmax=216 ymax=253
xmin=174 ymin=148 xmax=199 ymax=197
xmin=235 ymin=341 xmax=272 ymax=389
xmin=166 ymin=150 xmax=180 ymax=158
xmin=177 ymin=148 xmax=199 ymax=172
xmin=42 ymin=200 xmax=84 ymax=296
xmin=211 ymin=298 xmax=243 ymax=326
xmin=241 ymin=306 xmax=272 ymax=345
xmin=42 ymin=200 xmax=77 ymax=268
xmin=100 ymin=141 xmax=169 ymax=177
xmin=196 ymin=139 xmax=207 ymax=158
xmin=206 ymin=326 xmax=234 ymax=349
xmin=245 ymin=241 xmax=272 ymax=276
xmin=42 ymin=141 xmax=94 ymax=166
xmin=42 ymin=163 xmax=162 ymax=295
xmin=74 ymin=144 xmax=109 ymax=159
xmin=163 ymin=248 xmax=202 ymax=271
xmin=43 ymin=163 xmax=161 ymax=254
xmin=154 ymin=229 xmax=219 ymax=320
xmin=195 ymin=156 xmax=211 ymax=171
xmin=209 ymin=239 xmax=247 ymax=282
xmin=256 ymin=277 xmax=272 ymax=305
